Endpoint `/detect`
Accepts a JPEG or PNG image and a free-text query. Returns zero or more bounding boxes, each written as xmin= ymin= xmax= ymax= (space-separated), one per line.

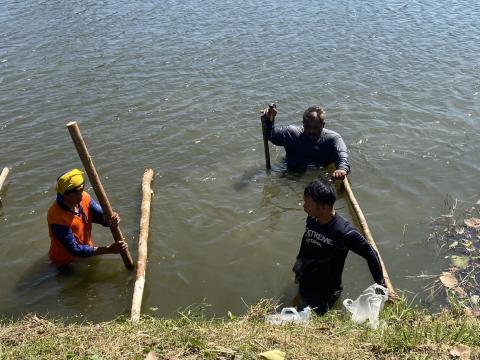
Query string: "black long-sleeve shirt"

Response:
xmin=295 ymin=214 xmax=384 ymax=298
xmin=263 ymin=117 xmax=350 ymax=173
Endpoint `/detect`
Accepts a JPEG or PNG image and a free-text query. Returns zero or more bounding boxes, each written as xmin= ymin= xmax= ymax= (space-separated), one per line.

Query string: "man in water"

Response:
xmin=47 ymin=169 xmax=128 ymax=270
xmin=261 ymin=104 xmax=350 ymax=179
xmin=293 ymin=179 xmax=385 ymax=314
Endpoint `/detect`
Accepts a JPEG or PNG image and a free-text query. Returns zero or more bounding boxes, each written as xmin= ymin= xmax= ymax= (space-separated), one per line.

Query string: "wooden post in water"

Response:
xmin=131 ymin=169 xmax=154 ymax=322
xmin=261 ymin=103 xmax=276 ymax=170
xmin=0 ymin=167 xmax=10 ymax=205
xmin=0 ymin=167 xmax=10 ymax=193
xmin=342 ymin=176 xmax=398 ymax=299
xmin=66 ymin=121 xmax=134 ymax=270
xmin=261 ymin=120 xmax=271 ymax=170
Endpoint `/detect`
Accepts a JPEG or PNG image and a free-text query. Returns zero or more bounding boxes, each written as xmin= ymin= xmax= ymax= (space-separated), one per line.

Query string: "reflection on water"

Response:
xmin=0 ymin=0 xmax=479 ymax=320
xmin=12 ymin=256 xmax=134 ymax=321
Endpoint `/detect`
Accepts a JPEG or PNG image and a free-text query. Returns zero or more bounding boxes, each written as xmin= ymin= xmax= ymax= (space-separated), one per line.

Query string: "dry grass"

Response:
xmin=1 ymin=297 xmax=480 ymax=359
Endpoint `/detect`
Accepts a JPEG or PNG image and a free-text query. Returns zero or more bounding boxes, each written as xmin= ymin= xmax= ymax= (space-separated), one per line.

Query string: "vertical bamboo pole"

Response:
xmin=261 ymin=103 xmax=276 ymax=171
xmin=342 ymin=176 xmax=397 ymax=299
xmin=261 ymin=120 xmax=271 ymax=170
xmin=0 ymin=167 xmax=10 ymax=193
xmin=66 ymin=121 xmax=134 ymax=270
xmin=131 ymin=169 xmax=154 ymax=322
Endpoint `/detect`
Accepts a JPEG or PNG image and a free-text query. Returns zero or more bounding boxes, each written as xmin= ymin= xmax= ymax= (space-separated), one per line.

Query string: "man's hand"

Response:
xmin=105 ymin=212 xmax=121 ymax=227
xmin=94 ymin=240 xmax=128 ymax=255
xmin=332 ymin=169 xmax=347 ymax=180
xmin=107 ymin=240 xmax=129 ymax=254
xmin=261 ymin=103 xmax=277 ymax=122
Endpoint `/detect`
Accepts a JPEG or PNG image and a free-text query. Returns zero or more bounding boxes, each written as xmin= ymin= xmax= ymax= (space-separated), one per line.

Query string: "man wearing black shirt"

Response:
xmin=293 ymin=179 xmax=385 ymax=314
xmin=261 ymin=105 xmax=350 ymax=179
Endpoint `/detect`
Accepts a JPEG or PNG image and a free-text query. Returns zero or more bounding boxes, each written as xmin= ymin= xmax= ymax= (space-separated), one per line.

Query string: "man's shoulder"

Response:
xmin=322 ymin=128 xmax=343 ymax=139
xmin=331 ymin=213 xmax=357 ymax=233
xmin=47 ymin=201 xmax=71 ymax=224
xmin=281 ymin=124 xmax=303 ymax=136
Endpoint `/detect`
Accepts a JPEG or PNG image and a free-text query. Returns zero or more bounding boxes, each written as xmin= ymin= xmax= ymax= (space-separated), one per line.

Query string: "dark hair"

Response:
xmin=304 ymin=179 xmax=336 ymax=206
xmin=302 ymin=106 xmax=326 ymax=124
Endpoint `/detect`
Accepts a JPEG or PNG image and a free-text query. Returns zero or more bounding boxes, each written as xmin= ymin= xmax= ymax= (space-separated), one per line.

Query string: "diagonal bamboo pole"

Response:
xmin=0 ymin=167 xmax=10 ymax=193
xmin=131 ymin=169 xmax=154 ymax=322
xmin=67 ymin=121 xmax=134 ymax=270
xmin=342 ymin=176 xmax=398 ymax=299
xmin=0 ymin=167 xmax=10 ymax=206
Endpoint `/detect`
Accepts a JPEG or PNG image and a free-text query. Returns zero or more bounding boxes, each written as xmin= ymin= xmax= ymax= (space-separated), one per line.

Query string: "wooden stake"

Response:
xmin=342 ymin=176 xmax=398 ymax=299
xmin=261 ymin=104 xmax=276 ymax=170
xmin=131 ymin=169 xmax=154 ymax=322
xmin=261 ymin=120 xmax=271 ymax=170
xmin=66 ymin=121 xmax=134 ymax=270
xmin=0 ymin=167 xmax=10 ymax=193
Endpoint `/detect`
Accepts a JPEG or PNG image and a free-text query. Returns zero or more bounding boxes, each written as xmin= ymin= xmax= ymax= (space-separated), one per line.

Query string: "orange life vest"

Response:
xmin=47 ymin=192 xmax=93 ymax=266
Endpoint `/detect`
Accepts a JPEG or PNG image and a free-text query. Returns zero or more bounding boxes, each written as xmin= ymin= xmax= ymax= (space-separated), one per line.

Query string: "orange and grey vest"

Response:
xmin=47 ymin=192 xmax=93 ymax=266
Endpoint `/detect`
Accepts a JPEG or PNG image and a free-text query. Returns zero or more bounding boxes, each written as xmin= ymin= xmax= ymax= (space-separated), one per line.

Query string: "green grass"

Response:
xmin=1 ymin=297 xmax=479 ymax=359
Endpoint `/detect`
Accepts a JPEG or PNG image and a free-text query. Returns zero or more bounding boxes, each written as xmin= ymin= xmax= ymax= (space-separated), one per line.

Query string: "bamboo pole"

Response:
xmin=131 ymin=169 xmax=154 ymax=322
xmin=66 ymin=121 xmax=134 ymax=270
xmin=342 ymin=176 xmax=398 ymax=299
xmin=261 ymin=119 xmax=271 ymax=170
xmin=261 ymin=103 xmax=276 ymax=170
xmin=0 ymin=167 xmax=10 ymax=193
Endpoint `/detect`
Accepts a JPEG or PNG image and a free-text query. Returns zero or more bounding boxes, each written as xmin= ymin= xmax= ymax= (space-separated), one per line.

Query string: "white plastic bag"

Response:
xmin=343 ymin=283 xmax=388 ymax=329
xmin=265 ymin=306 xmax=312 ymax=325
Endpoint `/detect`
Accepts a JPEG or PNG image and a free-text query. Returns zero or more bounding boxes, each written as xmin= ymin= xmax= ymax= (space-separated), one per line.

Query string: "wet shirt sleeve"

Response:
xmin=89 ymin=197 xmax=108 ymax=226
xmin=50 ymin=224 xmax=95 ymax=257
xmin=343 ymin=230 xmax=384 ymax=285
xmin=331 ymin=135 xmax=350 ymax=173
xmin=262 ymin=115 xmax=300 ymax=146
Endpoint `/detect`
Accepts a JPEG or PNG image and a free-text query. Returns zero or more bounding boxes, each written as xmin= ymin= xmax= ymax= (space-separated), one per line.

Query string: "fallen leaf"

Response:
xmin=439 ymin=271 xmax=467 ymax=297
xmin=454 ymin=287 xmax=468 ymax=297
xmin=464 ymin=217 xmax=480 ymax=228
xmin=451 ymin=255 xmax=469 ymax=270
xmin=440 ymin=272 xmax=458 ymax=288
xmin=449 ymin=344 xmax=471 ymax=360
xmin=259 ymin=350 xmax=286 ymax=360
xmin=449 ymin=241 xmax=459 ymax=249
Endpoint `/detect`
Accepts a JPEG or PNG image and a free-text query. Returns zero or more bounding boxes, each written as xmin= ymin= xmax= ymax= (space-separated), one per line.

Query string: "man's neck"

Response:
xmin=314 ymin=209 xmax=335 ymax=225
xmin=62 ymin=198 xmax=80 ymax=213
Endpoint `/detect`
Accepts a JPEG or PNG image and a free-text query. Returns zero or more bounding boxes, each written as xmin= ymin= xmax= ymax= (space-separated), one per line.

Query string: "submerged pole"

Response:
xmin=342 ymin=176 xmax=397 ymax=299
xmin=131 ymin=169 xmax=154 ymax=322
xmin=66 ymin=121 xmax=134 ymax=270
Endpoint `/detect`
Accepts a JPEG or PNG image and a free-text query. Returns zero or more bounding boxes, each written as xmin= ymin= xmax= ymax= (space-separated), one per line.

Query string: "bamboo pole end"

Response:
xmin=66 ymin=121 xmax=78 ymax=128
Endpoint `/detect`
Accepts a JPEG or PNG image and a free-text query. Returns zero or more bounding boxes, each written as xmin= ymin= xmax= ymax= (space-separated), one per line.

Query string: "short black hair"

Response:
xmin=302 ymin=106 xmax=326 ymax=124
xmin=304 ymin=179 xmax=336 ymax=206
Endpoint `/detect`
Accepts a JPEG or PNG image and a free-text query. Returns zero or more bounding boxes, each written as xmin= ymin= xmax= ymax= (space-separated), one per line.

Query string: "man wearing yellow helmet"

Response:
xmin=47 ymin=169 xmax=128 ymax=269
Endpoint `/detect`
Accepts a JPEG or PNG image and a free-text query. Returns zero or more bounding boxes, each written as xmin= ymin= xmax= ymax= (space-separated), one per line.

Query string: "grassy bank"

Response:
xmin=1 ymin=297 xmax=479 ymax=359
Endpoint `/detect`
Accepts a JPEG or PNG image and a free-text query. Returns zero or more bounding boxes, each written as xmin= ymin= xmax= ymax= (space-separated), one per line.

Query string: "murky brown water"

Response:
xmin=1 ymin=0 xmax=479 ymax=321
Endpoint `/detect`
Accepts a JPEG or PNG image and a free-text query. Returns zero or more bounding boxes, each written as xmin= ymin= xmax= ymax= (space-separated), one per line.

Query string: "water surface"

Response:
xmin=0 ymin=0 xmax=479 ymax=320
